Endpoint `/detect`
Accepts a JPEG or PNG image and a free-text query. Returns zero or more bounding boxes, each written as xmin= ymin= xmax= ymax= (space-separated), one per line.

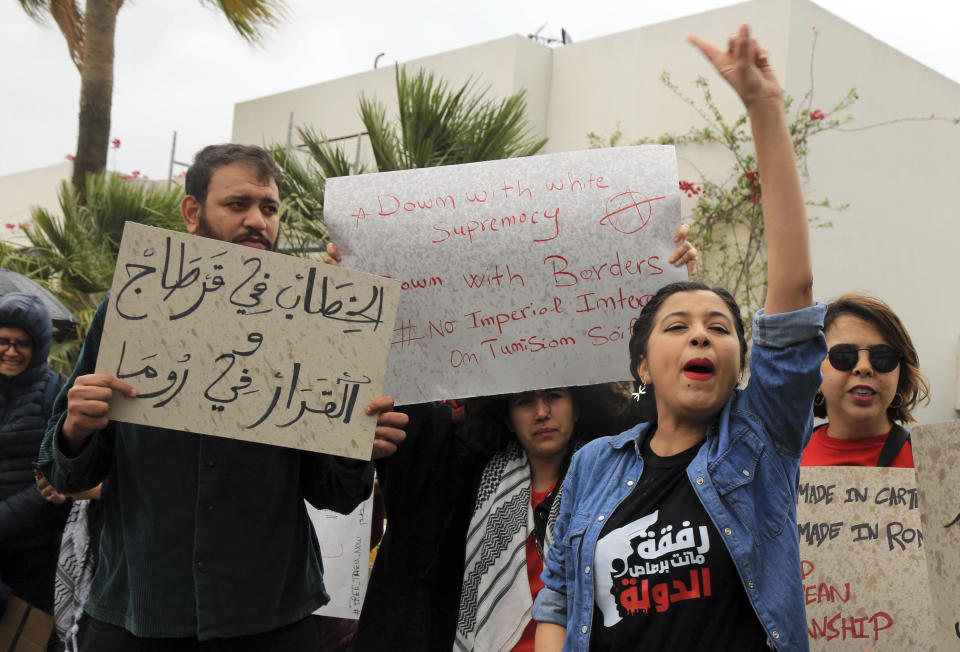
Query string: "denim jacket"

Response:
xmin=532 ymin=304 xmax=826 ymax=652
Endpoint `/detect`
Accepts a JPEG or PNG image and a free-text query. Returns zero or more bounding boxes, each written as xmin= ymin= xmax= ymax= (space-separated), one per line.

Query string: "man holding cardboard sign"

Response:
xmin=37 ymin=144 xmax=407 ymax=651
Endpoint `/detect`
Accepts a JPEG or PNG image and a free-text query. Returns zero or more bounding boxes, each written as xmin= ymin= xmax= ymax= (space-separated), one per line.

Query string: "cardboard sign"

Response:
xmin=324 ymin=146 xmax=683 ymax=404
xmin=796 ymin=467 xmax=936 ymax=650
xmin=97 ymin=223 xmax=400 ymax=459
xmin=309 ymin=495 xmax=374 ymax=619
xmin=0 ymin=596 xmax=53 ymax=652
xmin=912 ymin=420 xmax=960 ymax=650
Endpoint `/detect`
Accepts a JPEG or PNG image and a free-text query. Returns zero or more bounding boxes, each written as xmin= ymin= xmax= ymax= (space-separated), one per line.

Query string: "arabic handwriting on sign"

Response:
xmin=617 ymin=569 xmax=712 ymax=616
xmin=230 ymin=257 xmax=273 ymax=315
xmin=115 ymin=341 xmax=191 ymax=408
xmin=160 ymin=237 xmax=208 ymax=319
xmin=944 ymin=512 xmax=960 ymax=529
xmin=115 ymin=246 xmax=158 ymax=320
xmin=247 ymin=368 xmax=372 ymax=430
xmin=302 ymin=268 xmax=385 ymax=333
xmin=203 ymin=333 xmax=265 ymax=407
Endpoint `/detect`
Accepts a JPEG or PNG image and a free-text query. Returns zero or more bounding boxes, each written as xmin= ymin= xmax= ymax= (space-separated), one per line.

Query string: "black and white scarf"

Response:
xmin=454 ymin=441 xmax=563 ymax=652
xmin=53 ymin=499 xmax=96 ymax=652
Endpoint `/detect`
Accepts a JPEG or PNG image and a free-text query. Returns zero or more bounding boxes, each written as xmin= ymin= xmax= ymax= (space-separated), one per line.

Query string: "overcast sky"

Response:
xmin=2 ymin=0 xmax=957 ymax=180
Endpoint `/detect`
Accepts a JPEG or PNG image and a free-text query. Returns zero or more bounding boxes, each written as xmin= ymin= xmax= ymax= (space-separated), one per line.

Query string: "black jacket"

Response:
xmin=350 ymin=402 xmax=488 ymax=651
xmin=0 ymin=292 xmax=67 ymax=550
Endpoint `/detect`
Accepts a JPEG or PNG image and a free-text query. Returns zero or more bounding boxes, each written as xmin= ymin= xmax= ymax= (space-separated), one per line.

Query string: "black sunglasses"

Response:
xmin=827 ymin=344 xmax=901 ymax=373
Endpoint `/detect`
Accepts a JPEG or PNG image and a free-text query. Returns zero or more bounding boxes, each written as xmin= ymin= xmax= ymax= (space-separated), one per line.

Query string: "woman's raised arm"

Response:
xmin=689 ymin=24 xmax=813 ymax=315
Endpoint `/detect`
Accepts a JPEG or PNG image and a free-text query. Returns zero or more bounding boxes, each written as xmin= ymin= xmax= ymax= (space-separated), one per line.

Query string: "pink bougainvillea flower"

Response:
xmin=111 ymin=138 xmax=122 ymax=149
xmin=809 ymin=110 xmax=825 ymax=121
xmin=65 ymin=154 xmax=75 ymax=161
xmin=5 ymin=223 xmax=15 ymax=229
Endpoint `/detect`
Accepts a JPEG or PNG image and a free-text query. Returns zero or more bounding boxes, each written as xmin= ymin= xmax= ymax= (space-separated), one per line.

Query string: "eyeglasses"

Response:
xmin=0 ymin=338 xmax=32 ymax=352
xmin=827 ymin=344 xmax=901 ymax=373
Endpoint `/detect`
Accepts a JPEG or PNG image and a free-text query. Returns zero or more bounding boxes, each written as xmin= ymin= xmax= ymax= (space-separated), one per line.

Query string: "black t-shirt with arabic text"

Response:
xmin=589 ymin=430 xmax=768 ymax=651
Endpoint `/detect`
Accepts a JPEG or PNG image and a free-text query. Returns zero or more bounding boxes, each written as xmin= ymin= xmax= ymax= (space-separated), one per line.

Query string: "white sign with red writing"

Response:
xmin=325 ymin=146 xmax=682 ymax=404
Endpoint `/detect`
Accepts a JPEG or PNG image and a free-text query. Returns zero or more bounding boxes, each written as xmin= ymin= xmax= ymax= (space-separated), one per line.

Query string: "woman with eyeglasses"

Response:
xmin=801 ymin=294 xmax=929 ymax=468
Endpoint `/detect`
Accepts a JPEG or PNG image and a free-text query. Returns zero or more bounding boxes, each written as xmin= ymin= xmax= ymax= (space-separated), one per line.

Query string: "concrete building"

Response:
xmin=0 ymin=161 xmax=72 ymax=244
xmin=208 ymin=0 xmax=960 ymax=425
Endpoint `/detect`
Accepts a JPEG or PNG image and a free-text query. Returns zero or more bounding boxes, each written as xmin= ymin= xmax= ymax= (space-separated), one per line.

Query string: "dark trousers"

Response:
xmin=80 ymin=615 xmax=321 ymax=652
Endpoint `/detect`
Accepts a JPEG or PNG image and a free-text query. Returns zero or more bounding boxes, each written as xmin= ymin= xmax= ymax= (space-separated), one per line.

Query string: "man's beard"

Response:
xmin=196 ymin=209 xmax=276 ymax=251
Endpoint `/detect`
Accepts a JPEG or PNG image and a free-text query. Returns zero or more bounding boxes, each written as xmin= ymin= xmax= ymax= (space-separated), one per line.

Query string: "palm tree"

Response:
xmin=0 ymin=172 xmax=185 ymax=371
xmin=273 ymin=66 xmax=547 ymax=254
xmin=16 ymin=0 xmax=287 ymax=199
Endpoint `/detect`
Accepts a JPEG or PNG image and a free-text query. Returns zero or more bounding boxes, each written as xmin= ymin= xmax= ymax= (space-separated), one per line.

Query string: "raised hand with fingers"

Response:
xmin=687 ymin=24 xmax=782 ymax=111
xmin=668 ymin=223 xmax=698 ymax=275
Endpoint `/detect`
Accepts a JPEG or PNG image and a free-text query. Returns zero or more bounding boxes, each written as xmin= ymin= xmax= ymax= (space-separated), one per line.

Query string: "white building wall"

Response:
xmin=0 ymin=161 xmax=71 ymax=244
xmin=231 ymin=0 xmax=960 ymax=425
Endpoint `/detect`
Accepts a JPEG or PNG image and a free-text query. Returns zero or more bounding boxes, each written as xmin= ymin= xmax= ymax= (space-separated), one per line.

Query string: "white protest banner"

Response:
xmin=324 ymin=146 xmax=682 ymax=405
xmin=309 ymin=495 xmax=374 ymax=619
xmin=96 ymin=222 xmax=401 ymax=459
xmin=912 ymin=420 xmax=960 ymax=650
xmin=796 ymin=467 xmax=936 ymax=650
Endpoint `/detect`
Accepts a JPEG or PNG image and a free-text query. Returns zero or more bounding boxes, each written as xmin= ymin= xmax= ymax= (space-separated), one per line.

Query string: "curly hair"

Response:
xmin=816 ymin=294 xmax=929 ymax=424
xmin=457 ymin=383 xmax=631 ymax=457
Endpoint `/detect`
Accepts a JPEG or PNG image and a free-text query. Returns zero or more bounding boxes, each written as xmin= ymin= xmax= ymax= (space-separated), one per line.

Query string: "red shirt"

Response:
xmin=511 ymin=483 xmax=556 ymax=652
xmin=801 ymin=424 xmax=913 ymax=468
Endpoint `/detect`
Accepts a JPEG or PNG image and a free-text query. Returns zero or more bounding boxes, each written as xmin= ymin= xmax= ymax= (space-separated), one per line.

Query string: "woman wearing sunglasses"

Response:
xmin=801 ymin=295 xmax=929 ymax=468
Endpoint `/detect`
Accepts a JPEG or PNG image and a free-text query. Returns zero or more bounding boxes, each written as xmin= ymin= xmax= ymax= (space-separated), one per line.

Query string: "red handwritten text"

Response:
xmin=576 ymin=288 xmax=653 ymax=314
xmin=377 ymin=192 xmax=457 ymax=216
xmin=431 ymin=207 xmax=560 ymax=244
xmin=544 ymin=172 xmax=609 ymax=193
xmin=462 ymin=264 xmax=525 ymax=289
xmin=382 ymin=275 xmax=444 ymax=291
xmin=465 ymin=298 xmax=565 ymax=335
xmin=545 ymin=253 xmax=663 ymax=288
xmin=480 ymin=334 xmax=576 ymax=359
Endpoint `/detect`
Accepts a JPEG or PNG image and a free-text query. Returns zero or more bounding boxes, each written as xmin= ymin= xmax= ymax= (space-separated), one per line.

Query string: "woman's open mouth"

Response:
xmin=848 ymin=385 xmax=877 ymax=405
xmin=683 ymin=358 xmax=715 ymax=382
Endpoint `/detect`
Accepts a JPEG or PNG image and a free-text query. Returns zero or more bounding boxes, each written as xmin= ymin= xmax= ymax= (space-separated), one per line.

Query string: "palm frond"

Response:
xmin=201 ymin=0 xmax=287 ymax=44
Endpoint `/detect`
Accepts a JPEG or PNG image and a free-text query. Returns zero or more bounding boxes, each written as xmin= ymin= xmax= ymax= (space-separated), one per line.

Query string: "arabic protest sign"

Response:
xmin=309 ymin=495 xmax=374 ymax=619
xmin=912 ymin=420 xmax=960 ymax=650
xmin=796 ymin=467 xmax=936 ymax=650
xmin=97 ymin=222 xmax=401 ymax=459
xmin=324 ymin=146 xmax=683 ymax=404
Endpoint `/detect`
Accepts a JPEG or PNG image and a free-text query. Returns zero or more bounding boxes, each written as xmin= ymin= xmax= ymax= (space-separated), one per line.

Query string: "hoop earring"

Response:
xmin=814 ymin=392 xmax=825 ymax=407
xmin=889 ymin=393 xmax=903 ymax=409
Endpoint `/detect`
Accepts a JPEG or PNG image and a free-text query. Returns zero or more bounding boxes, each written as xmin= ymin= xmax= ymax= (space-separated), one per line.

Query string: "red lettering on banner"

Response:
xmin=544 ymin=172 xmax=609 ymax=193
xmin=544 ymin=253 xmax=663 ymax=288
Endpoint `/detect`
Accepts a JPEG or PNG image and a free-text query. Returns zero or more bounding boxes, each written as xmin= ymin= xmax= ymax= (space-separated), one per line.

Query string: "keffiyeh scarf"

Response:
xmin=454 ymin=441 xmax=563 ymax=652
xmin=53 ymin=499 xmax=96 ymax=652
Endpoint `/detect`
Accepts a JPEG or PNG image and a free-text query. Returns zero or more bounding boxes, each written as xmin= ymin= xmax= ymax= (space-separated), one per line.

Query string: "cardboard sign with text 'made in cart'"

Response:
xmin=796 ymin=467 xmax=937 ymax=651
